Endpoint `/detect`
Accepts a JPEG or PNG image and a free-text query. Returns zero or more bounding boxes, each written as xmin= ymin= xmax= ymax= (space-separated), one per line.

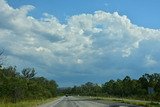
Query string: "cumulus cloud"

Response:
xmin=0 ymin=0 xmax=160 ymax=86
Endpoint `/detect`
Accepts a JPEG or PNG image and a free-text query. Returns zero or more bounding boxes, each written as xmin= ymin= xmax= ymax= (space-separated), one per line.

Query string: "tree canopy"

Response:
xmin=0 ymin=66 xmax=58 ymax=103
xmin=59 ymin=73 xmax=160 ymax=101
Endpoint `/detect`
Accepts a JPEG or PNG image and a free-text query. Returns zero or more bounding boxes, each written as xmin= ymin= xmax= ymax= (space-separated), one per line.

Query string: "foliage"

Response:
xmin=59 ymin=82 xmax=102 ymax=96
xmin=102 ymin=74 xmax=160 ymax=100
xmin=59 ymin=73 xmax=160 ymax=101
xmin=0 ymin=66 xmax=58 ymax=103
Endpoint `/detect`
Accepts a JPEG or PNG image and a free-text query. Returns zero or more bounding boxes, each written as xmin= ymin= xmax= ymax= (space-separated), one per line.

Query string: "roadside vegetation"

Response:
xmin=0 ymin=66 xmax=58 ymax=105
xmin=60 ymin=74 xmax=160 ymax=101
xmin=0 ymin=50 xmax=58 ymax=106
xmin=99 ymin=97 xmax=160 ymax=107
xmin=59 ymin=74 xmax=160 ymax=106
xmin=0 ymin=97 xmax=59 ymax=107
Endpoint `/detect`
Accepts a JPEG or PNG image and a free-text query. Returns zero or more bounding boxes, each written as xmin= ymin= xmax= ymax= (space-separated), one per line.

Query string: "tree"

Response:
xmin=114 ymin=79 xmax=123 ymax=96
xmin=139 ymin=75 xmax=148 ymax=92
xmin=0 ymin=50 xmax=58 ymax=102
xmin=0 ymin=66 xmax=58 ymax=102
xmin=0 ymin=49 xmax=4 ymax=67
xmin=2 ymin=66 xmax=19 ymax=78
xmin=22 ymin=68 xmax=36 ymax=79
xmin=102 ymin=80 xmax=115 ymax=95
xmin=122 ymin=76 xmax=133 ymax=96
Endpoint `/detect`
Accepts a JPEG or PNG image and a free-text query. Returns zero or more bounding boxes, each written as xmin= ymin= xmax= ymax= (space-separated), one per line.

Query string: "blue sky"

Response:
xmin=1 ymin=0 xmax=160 ymax=87
xmin=7 ymin=0 xmax=160 ymax=29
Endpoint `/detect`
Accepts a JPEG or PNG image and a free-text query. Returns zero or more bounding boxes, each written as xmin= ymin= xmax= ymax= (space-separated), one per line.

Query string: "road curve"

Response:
xmin=38 ymin=96 xmax=141 ymax=107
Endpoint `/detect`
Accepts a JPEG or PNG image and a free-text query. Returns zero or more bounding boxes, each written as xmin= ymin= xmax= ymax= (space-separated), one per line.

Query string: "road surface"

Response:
xmin=38 ymin=96 xmax=141 ymax=107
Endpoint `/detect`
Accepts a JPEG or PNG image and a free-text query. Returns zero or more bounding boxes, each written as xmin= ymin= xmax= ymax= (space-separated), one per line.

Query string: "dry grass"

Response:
xmin=0 ymin=97 xmax=58 ymax=107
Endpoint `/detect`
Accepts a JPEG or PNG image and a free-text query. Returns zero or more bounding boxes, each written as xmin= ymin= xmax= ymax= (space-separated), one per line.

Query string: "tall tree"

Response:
xmin=22 ymin=68 xmax=36 ymax=79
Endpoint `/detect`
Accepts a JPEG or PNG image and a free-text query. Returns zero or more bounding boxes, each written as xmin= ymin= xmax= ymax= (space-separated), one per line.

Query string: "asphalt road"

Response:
xmin=38 ymin=96 xmax=141 ymax=107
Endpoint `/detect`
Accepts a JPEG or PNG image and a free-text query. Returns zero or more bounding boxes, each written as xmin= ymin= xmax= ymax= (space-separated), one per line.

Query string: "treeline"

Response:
xmin=102 ymin=74 xmax=160 ymax=100
xmin=59 ymin=82 xmax=102 ymax=96
xmin=60 ymin=73 xmax=160 ymax=101
xmin=0 ymin=66 xmax=58 ymax=103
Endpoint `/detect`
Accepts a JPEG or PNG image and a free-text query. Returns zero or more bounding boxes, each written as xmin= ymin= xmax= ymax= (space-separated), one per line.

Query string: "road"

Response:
xmin=38 ymin=96 xmax=141 ymax=107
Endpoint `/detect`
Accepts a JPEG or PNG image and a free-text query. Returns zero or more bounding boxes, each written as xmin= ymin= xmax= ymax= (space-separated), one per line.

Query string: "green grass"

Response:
xmin=83 ymin=96 xmax=160 ymax=107
xmin=0 ymin=97 xmax=58 ymax=107
xmin=101 ymin=97 xmax=160 ymax=107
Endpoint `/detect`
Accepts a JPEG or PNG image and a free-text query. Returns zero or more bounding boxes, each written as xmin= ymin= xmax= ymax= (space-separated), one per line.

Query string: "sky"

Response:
xmin=0 ymin=0 xmax=160 ymax=87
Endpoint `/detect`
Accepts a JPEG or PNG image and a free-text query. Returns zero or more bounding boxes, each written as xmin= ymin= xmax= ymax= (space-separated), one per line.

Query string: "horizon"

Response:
xmin=0 ymin=0 xmax=160 ymax=87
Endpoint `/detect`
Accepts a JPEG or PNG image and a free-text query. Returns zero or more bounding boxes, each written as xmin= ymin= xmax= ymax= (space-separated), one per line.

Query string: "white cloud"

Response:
xmin=77 ymin=59 xmax=83 ymax=64
xmin=145 ymin=55 xmax=158 ymax=67
xmin=1 ymin=0 xmax=160 ymax=86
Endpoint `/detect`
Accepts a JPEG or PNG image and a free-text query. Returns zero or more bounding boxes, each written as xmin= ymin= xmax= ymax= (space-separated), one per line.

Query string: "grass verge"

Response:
xmin=82 ymin=96 xmax=160 ymax=107
xmin=101 ymin=97 xmax=160 ymax=107
xmin=0 ymin=97 xmax=59 ymax=107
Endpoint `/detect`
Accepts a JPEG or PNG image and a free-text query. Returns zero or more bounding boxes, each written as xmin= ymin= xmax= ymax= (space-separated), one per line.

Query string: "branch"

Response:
xmin=0 ymin=49 xmax=4 ymax=66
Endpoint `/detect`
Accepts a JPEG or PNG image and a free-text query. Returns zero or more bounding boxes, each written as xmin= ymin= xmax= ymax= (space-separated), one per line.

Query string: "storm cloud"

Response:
xmin=0 ymin=0 xmax=160 ymax=86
